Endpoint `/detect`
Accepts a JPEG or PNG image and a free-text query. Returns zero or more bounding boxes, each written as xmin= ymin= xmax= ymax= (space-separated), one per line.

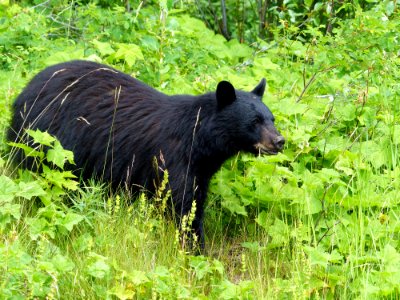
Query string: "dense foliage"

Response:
xmin=188 ymin=0 xmax=385 ymax=42
xmin=1 ymin=0 xmax=399 ymax=298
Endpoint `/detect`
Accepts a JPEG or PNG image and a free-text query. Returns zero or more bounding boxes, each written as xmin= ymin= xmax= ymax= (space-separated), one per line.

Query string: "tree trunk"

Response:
xmin=221 ymin=0 xmax=230 ymax=40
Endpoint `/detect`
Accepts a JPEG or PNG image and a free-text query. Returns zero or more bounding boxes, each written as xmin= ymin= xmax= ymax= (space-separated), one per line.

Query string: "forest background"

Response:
xmin=0 ymin=0 xmax=399 ymax=298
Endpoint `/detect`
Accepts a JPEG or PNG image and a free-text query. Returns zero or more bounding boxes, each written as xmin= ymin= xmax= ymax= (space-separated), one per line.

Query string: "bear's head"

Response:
xmin=215 ymin=79 xmax=285 ymax=155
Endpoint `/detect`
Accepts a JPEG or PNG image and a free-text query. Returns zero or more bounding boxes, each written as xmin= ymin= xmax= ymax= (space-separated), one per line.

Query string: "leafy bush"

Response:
xmin=185 ymin=0 xmax=389 ymax=42
xmin=1 ymin=0 xmax=400 ymax=298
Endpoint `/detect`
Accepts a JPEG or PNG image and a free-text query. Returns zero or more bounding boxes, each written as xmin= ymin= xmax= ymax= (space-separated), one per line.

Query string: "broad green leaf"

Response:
xmin=221 ymin=196 xmax=247 ymax=216
xmin=42 ymin=165 xmax=78 ymax=190
xmin=109 ymin=285 xmax=135 ymax=300
xmin=141 ymin=35 xmax=159 ymax=51
xmin=189 ymin=255 xmax=211 ymax=280
xmin=86 ymin=253 xmax=110 ymax=279
xmin=226 ymin=39 xmax=252 ymax=58
xmin=218 ymin=280 xmax=240 ymax=299
xmin=0 ymin=203 xmax=21 ymax=221
xmin=392 ymin=125 xmax=400 ymax=145
xmin=73 ymin=233 xmax=93 ymax=253
xmin=304 ymin=0 xmax=314 ymax=9
xmin=175 ymin=286 xmax=190 ymax=299
xmin=92 ymin=39 xmax=115 ymax=56
xmin=16 ymin=181 xmax=46 ymax=200
xmin=26 ymin=129 xmax=55 ymax=147
xmin=275 ymin=98 xmax=308 ymax=116
xmin=255 ymin=211 xmax=272 ymax=230
xmin=254 ymin=56 xmax=280 ymax=70
xmin=0 ymin=175 xmax=17 ymax=203
xmin=130 ymin=270 xmax=149 ymax=285
xmin=112 ymin=43 xmax=144 ymax=67
xmin=304 ymin=246 xmax=343 ymax=268
xmin=288 ymin=40 xmax=307 ymax=57
xmin=212 ymin=259 xmax=225 ymax=275
xmin=47 ymin=140 xmax=74 ymax=168
xmin=8 ymin=142 xmax=44 ymax=159
xmin=268 ymin=218 xmax=290 ymax=248
xmin=241 ymin=241 xmax=266 ymax=253
xmin=337 ymin=103 xmax=356 ymax=121
xmin=52 ymin=254 xmax=75 ymax=272
xmin=60 ymin=212 xmax=84 ymax=232
xmin=45 ymin=48 xmax=85 ymax=66
xmin=28 ymin=217 xmax=54 ymax=240
xmin=357 ymin=107 xmax=377 ymax=128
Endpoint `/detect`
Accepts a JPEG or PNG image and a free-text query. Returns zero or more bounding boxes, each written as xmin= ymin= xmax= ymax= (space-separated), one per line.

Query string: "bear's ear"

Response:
xmin=251 ymin=78 xmax=266 ymax=97
xmin=216 ymin=81 xmax=236 ymax=109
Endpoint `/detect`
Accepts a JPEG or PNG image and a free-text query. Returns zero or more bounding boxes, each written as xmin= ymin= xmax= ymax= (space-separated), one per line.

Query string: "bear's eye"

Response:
xmin=253 ymin=115 xmax=264 ymax=125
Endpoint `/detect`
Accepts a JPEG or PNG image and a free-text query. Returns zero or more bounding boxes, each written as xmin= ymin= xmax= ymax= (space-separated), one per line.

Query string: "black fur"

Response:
xmin=8 ymin=60 xmax=285 ymax=248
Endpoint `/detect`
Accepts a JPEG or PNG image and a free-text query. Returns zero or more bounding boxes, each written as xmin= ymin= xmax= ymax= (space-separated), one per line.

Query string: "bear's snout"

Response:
xmin=254 ymin=126 xmax=285 ymax=155
xmin=272 ymin=135 xmax=285 ymax=151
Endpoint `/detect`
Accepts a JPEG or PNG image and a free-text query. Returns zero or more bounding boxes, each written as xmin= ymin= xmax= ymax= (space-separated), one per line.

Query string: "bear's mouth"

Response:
xmin=254 ymin=143 xmax=279 ymax=155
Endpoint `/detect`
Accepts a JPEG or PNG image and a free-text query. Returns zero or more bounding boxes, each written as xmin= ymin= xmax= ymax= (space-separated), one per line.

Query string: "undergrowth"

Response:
xmin=1 ymin=1 xmax=400 ymax=299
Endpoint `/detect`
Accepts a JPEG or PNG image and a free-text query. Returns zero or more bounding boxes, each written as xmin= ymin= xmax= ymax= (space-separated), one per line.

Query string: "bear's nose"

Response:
xmin=273 ymin=136 xmax=285 ymax=151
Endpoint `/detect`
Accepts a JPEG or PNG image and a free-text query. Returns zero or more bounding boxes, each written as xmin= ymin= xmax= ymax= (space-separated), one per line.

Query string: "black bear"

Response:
xmin=9 ymin=60 xmax=285 ymax=248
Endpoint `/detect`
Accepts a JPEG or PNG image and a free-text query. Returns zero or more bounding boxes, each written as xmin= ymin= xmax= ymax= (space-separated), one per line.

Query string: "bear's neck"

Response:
xmin=188 ymin=94 xmax=238 ymax=179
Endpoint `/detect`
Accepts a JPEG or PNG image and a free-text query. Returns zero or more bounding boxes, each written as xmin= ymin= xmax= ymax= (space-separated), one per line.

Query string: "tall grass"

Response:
xmin=1 ymin=1 xmax=400 ymax=298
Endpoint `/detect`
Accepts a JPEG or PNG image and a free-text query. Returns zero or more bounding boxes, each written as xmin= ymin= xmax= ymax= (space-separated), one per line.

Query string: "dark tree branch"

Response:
xmin=326 ymin=0 xmax=335 ymax=35
xmin=220 ymin=0 xmax=230 ymax=40
xmin=258 ymin=0 xmax=267 ymax=39
xmin=296 ymin=65 xmax=337 ymax=103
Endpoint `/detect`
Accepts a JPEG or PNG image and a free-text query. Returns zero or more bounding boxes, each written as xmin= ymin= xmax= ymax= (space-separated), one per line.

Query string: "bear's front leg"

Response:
xmin=191 ymin=205 xmax=205 ymax=250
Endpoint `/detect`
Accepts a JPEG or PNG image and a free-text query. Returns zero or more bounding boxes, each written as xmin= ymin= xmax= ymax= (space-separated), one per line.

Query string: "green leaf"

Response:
xmin=47 ymin=140 xmax=74 ymax=169
xmin=218 ymin=280 xmax=240 ymax=299
xmin=216 ymin=169 xmax=248 ymax=216
xmin=0 ymin=175 xmax=18 ymax=203
xmin=42 ymin=165 xmax=78 ymax=191
xmin=130 ymin=270 xmax=149 ymax=285
xmin=73 ymin=233 xmax=93 ymax=253
xmin=304 ymin=0 xmax=314 ymax=9
xmin=212 ymin=259 xmax=225 ymax=275
xmin=111 ymin=43 xmax=144 ymax=67
xmin=268 ymin=218 xmax=290 ymax=248
xmin=109 ymin=284 xmax=135 ymax=300
xmin=275 ymin=98 xmax=308 ymax=116
xmin=337 ymin=103 xmax=356 ymax=121
xmin=92 ymin=39 xmax=115 ymax=56
xmin=52 ymin=254 xmax=75 ymax=273
xmin=226 ymin=39 xmax=252 ymax=58
xmin=357 ymin=107 xmax=376 ymax=128
xmin=28 ymin=217 xmax=54 ymax=240
xmin=241 ymin=241 xmax=266 ymax=253
xmin=16 ymin=181 xmax=46 ymax=200
xmin=392 ymin=125 xmax=400 ymax=145
xmin=8 ymin=142 xmax=44 ymax=159
xmin=45 ymin=48 xmax=85 ymax=66
xmin=175 ymin=285 xmax=190 ymax=299
xmin=0 ymin=203 xmax=21 ymax=221
xmin=380 ymin=244 xmax=400 ymax=267
xmin=60 ymin=212 xmax=84 ymax=232
xmin=221 ymin=196 xmax=247 ymax=216
xmin=255 ymin=211 xmax=272 ymax=230
xmin=254 ymin=56 xmax=280 ymax=70
xmin=141 ymin=35 xmax=159 ymax=51
xmin=26 ymin=129 xmax=56 ymax=147
xmin=86 ymin=253 xmax=110 ymax=279
xmin=189 ymin=255 xmax=212 ymax=280
xmin=304 ymin=246 xmax=343 ymax=268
